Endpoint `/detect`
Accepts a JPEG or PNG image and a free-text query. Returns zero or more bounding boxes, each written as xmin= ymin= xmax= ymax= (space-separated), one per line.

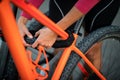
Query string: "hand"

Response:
xmin=32 ymin=28 xmax=57 ymax=48
xmin=17 ymin=16 xmax=33 ymax=46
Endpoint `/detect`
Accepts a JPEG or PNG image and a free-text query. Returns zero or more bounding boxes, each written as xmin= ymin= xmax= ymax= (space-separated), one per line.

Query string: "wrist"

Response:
xmin=18 ymin=16 xmax=28 ymax=25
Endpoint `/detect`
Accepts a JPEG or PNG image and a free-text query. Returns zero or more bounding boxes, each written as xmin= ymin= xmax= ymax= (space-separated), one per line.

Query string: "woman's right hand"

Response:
xmin=17 ymin=16 xmax=33 ymax=46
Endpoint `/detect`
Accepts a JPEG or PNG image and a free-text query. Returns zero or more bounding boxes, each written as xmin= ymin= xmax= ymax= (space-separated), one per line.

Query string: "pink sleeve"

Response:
xmin=75 ymin=0 xmax=100 ymax=14
xmin=21 ymin=0 xmax=44 ymax=20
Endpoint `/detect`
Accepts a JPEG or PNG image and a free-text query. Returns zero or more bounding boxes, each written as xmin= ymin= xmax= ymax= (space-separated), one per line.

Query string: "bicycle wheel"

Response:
xmin=0 ymin=41 xmax=8 ymax=79
xmin=60 ymin=25 xmax=120 ymax=80
xmin=0 ymin=41 xmax=19 ymax=80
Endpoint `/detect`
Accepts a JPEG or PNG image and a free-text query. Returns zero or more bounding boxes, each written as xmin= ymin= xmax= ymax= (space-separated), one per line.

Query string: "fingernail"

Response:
xmin=29 ymin=35 xmax=33 ymax=38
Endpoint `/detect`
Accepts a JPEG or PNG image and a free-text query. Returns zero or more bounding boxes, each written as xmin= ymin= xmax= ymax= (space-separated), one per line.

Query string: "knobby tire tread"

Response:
xmin=60 ymin=25 xmax=120 ymax=80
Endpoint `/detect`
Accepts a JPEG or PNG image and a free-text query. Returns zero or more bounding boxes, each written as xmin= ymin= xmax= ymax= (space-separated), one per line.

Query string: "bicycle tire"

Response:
xmin=60 ymin=25 xmax=120 ymax=80
xmin=0 ymin=41 xmax=8 ymax=79
xmin=0 ymin=41 xmax=19 ymax=80
xmin=3 ymin=52 xmax=19 ymax=80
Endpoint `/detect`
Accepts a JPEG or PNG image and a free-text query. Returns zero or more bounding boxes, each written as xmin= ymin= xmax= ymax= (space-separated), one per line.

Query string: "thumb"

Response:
xmin=26 ymin=31 xmax=33 ymax=39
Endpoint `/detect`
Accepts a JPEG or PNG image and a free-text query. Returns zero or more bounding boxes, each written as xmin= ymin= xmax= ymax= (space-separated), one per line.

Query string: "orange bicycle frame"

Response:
xmin=0 ymin=0 xmax=106 ymax=80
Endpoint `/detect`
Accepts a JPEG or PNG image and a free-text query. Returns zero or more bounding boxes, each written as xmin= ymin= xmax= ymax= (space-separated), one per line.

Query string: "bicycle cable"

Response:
xmin=53 ymin=0 xmax=64 ymax=17
xmin=90 ymin=0 xmax=114 ymax=31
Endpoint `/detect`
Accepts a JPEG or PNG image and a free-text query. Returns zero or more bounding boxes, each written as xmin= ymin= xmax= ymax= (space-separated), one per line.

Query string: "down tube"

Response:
xmin=0 ymin=1 xmax=35 ymax=80
xmin=52 ymin=47 xmax=72 ymax=80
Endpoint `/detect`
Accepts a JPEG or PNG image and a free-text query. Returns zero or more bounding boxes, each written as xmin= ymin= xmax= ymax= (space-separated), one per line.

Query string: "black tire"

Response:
xmin=60 ymin=25 xmax=120 ymax=80
xmin=0 ymin=42 xmax=9 ymax=79
xmin=0 ymin=41 xmax=19 ymax=80
xmin=3 ymin=52 xmax=19 ymax=80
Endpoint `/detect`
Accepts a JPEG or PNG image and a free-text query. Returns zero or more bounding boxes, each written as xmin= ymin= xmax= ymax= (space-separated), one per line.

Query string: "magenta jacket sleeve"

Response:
xmin=75 ymin=0 xmax=100 ymax=14
xmin=21 ymin=0 xmax=44 ymax=20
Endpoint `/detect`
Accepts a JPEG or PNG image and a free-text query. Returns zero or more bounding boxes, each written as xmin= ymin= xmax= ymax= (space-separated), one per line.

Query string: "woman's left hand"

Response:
xmin=32 ymin=28 xmax=58 ymax=48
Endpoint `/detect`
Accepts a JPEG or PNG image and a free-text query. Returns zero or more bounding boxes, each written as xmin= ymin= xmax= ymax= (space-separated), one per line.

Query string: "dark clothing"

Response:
xmin=48 ymin=0 xmax=120 ymax=33
xmin=84 ymin=0 xmax=120 ymax=33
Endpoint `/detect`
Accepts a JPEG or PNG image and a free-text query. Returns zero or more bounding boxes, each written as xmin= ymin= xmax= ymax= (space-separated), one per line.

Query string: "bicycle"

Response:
xmin=0 ymin=0 xmax=120 ymax=80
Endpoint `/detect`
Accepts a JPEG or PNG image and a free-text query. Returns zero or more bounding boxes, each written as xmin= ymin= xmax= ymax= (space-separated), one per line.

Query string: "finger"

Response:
xmin=22 ymin=38 xmax=31 ymax=47
xmin=26 ymin=31 xmax=33 ymax=39
xmin=32 ymin=39 xmax=40 ymax=48
xmin=21 ymin=32 xmax=32 ymax=46
xmin=35 ymin=31 xmax=40 ymax=37
xmin=42 ymin=42 xmax=52 ymax=49
xmin=45 ymin=44 xmax=51 ymax=49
